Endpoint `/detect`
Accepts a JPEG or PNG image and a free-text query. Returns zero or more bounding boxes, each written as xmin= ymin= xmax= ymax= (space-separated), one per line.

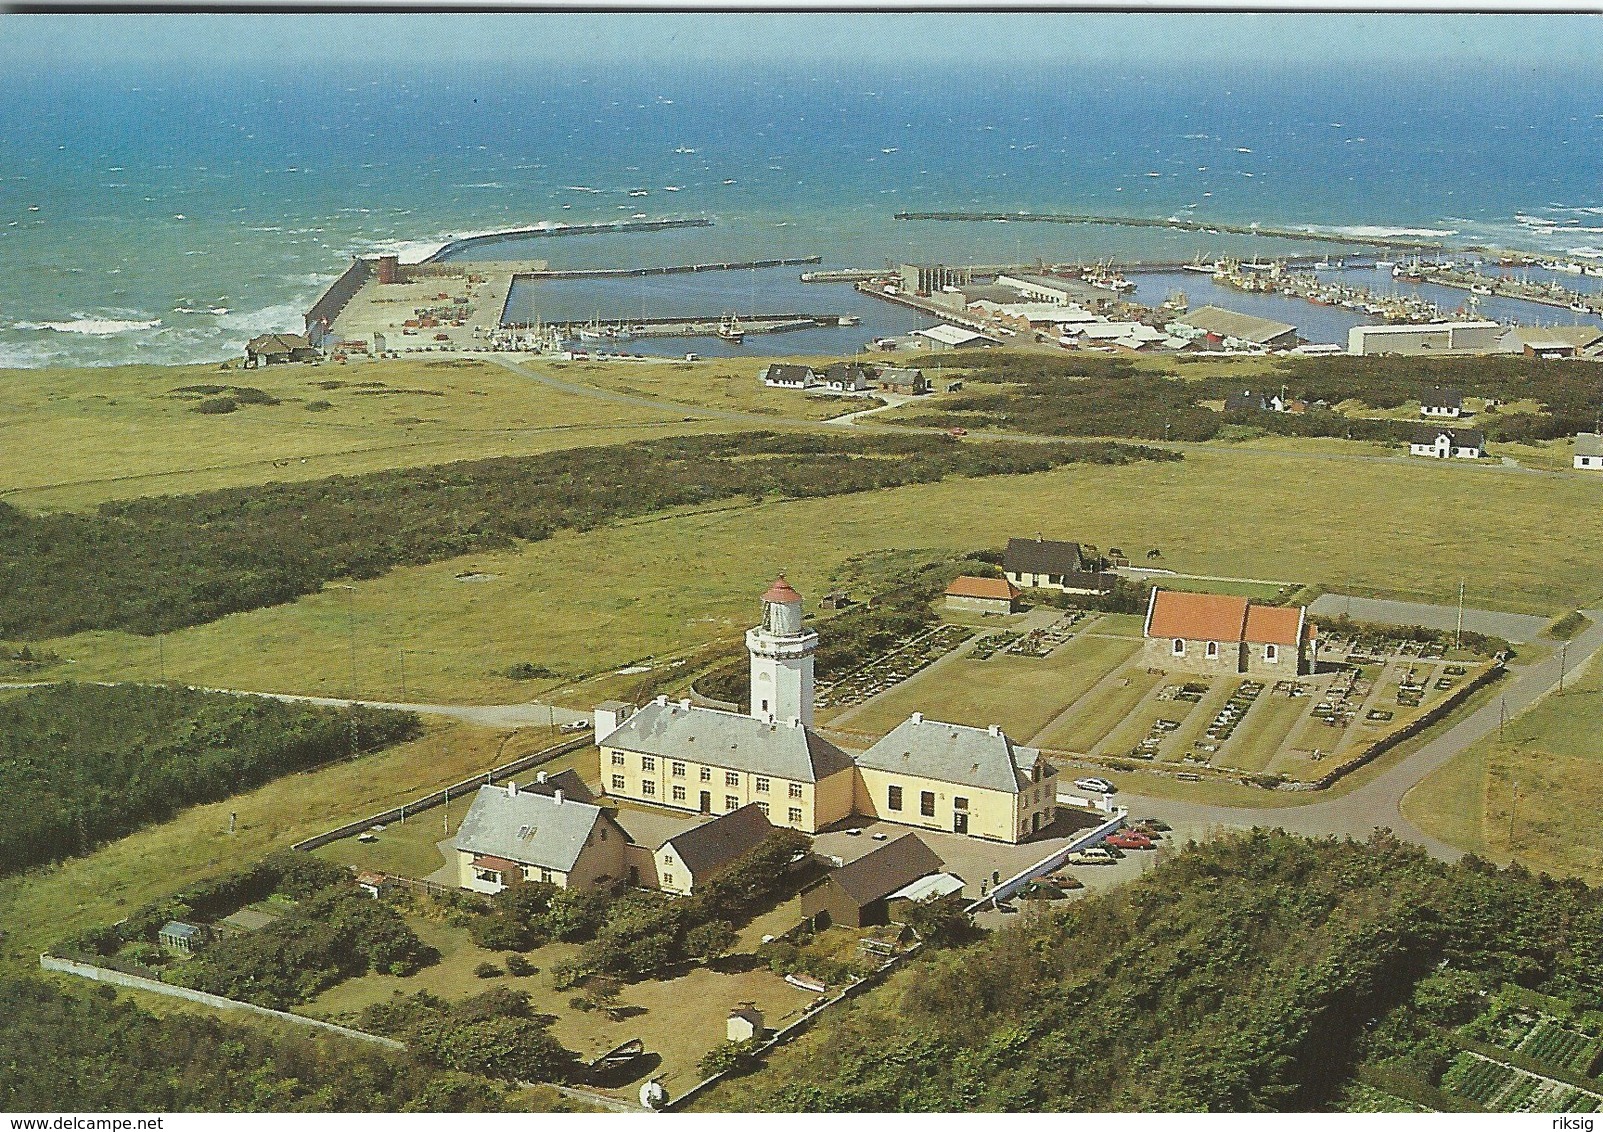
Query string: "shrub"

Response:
xmin=504 ymin=954 xmax=535 ymax=977
xmin=474 ymin=962 xmax=503 ymax=979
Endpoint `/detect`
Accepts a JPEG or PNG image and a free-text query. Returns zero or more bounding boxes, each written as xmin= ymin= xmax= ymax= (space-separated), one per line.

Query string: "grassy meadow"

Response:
xmin=537 ymin=354 xmax=885 ymax=420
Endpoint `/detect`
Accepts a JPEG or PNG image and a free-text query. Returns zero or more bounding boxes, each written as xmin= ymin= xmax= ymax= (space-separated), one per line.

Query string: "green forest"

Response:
xmin=898 ymin=352 xmax=1602 ymax=444
xmin=0 ymin=683 xmax=419 ymax=875
xmin=0 ymin=431 xmax=1171 ymax=640
xmin=710 ymin=830 xmax=1603 ymax=1112
xmin=0 ymin=976 xmax=585 ymax=1112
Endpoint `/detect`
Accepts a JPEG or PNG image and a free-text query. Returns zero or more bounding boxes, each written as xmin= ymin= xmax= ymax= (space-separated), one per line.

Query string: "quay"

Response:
xmin=893 ymin=210 xmax=1452 ymax=252
xmin=1418 ymin=265 xmax=1602 ymax=314
xmin=423 ymin=218 xmax=712 ymax=263
xmin=521 ymin=256 xmax=822 ymax=281
xmin=541 ymin=312 xmax=857 ymax=340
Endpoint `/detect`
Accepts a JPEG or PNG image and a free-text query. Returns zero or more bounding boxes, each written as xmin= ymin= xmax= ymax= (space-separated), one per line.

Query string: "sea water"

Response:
xmin=3 ymin=52 xmax=1602 ymax=368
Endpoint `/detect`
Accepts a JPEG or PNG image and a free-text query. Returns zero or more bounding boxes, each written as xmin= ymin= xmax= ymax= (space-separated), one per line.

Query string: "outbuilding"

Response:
xmin=158 ymin=920 xmax=205 ymax=955
xmin=800 ymin=833 xmax=944 ymax=929
xmin=1575 ymin=432 xmax=1603 ymax=470
xmin=943 ymin=575 xmax=1021 ymax=615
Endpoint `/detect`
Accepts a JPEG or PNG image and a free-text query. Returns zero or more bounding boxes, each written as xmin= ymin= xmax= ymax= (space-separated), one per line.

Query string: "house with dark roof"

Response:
xmin=1409 ymin=426 xmax=1484 ymax=460
xmin=876 ymin=366 xmax=930 ymax=394
xmin=800 ymin=834 xmax=945 ymax=928
xmin=760 ymin=363 xmax=818 ymax=390
xmin=1142 ymin=588 xmax=1318 ymax=675
xmin=598 ymin=696 xmax=856 ymax=833
xmin=820 ymin=362 xmax=871 ymax=393
xmin=1002 ymin=536 xmax=1114 ymax=596
xmin=653 ymin=802 xmax=775 ymax=896
xmin=1420 ymin=388 xmax=1465 ymax=419
xmin=453 ymin=781 xmax=627 ymax=894
xmin=244 ymin=332 xmax=316 ymax=367
xmin=853 ymin=715 xmax=1058 ymax=842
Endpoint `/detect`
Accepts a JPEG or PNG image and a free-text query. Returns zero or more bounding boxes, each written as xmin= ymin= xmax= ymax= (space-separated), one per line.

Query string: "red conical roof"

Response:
xmin=762 ymin=575 xmax=802 ymax=604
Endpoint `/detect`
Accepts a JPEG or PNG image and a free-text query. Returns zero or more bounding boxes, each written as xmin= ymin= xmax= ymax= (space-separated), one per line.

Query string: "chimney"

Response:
xmin=787 ymin=716 xmax=801 ymax=728
xmin=988 ymin=724 xmax=1002 ymax=737
xmin=679 ymin=698 xmax=692 ymax=711
xmin=553 ymin=789 xmax=565 ymax=806
xmin=536 ymin=771 xmax=548 ymax=785
xmin=911 ymin=712 xmax=923 ymax=725
xmin=654 ymin=694 xmax=669 ymax=707
xmin=507 ymin=780 xmax=519 ymax=797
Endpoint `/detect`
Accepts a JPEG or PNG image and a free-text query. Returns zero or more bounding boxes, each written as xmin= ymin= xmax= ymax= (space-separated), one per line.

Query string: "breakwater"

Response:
xmin=893 ymin=211 xmax=1452 ymax=252
xmin=520 ymin=256 xmax=822 ymax=281
xmin=303 ymin=257 xmax=374 ymax=347
xmin=423 ymin=217 xmax=713 ymax=263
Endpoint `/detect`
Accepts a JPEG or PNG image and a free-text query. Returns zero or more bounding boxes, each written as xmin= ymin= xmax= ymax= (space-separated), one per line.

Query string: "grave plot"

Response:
xmin=815 ymin=623 xmax=973 ymax=709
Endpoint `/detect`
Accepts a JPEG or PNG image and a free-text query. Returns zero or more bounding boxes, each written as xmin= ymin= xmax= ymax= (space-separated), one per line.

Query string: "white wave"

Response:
xmin=1304 ymin=224 xmax=1460 ymax=239
xmin=214 ymin=303 xmax=302 ymax=333
xmin=20 ymin=316 xmax=163 ymax=336
xmin=458 ymin=182 xmax=504 ymax=189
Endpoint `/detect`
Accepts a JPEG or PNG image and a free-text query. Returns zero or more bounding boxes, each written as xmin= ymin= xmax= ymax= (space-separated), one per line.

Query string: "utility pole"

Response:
xmin=158 ymin=634 xmax=165 ymax=682
xmin=398 ymin=648 xmax=406 ymax=701
xmin=443 ymin=785 xmax=450 ymax=838
xmin=1559 ymin=640 xmax=1569 ymax=694
xmin=344 ymin=586 xmax=358 ymax=700
xmin=1456 ymin=579 xmax=1465 ymax=650
xmin=1499 ymin=694 xmax=1507 ymax=738
xmin=1508 ymin=778 xmax=1518 ymax=848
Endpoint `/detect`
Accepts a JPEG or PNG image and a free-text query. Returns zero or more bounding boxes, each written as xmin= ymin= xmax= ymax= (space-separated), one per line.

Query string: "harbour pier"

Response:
xmin=520 ymin=256 xmax=822 ymax=281
xmin=893 ymin=210 xmax=1453 ymax=252
xmin=423 ymin=218 xmax=713 ymax=263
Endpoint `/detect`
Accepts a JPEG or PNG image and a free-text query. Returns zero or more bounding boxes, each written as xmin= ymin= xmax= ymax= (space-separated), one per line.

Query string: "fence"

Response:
xmin=291 ymin=732 xmax=593 ymax=853
xmin=40 ymin=954 xmax=404 ymax=1050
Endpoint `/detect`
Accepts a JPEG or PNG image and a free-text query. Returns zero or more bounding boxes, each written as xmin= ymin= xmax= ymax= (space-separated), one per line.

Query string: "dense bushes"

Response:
xmin=172 ymin=887 xmax=438 ymax=1008
xmin=360 ymin=988 xmax=575 ymax=1084
xmin=0 ymin=977 xmax=530 ymax=1112
xmin=0 ymin=431 xmax=1172 ymax=640
xmin=0 ymin=683 xmax=421 ymax=876
xmin=717 ymin=831 xmax=1603 ymax=1112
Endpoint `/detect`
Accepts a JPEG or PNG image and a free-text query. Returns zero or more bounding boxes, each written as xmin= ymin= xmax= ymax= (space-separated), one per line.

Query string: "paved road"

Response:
xmin=1118 ymin=610 xmax=1603 ymax=859
xmin=1308 ymin=594 xmax=1550 ymax=644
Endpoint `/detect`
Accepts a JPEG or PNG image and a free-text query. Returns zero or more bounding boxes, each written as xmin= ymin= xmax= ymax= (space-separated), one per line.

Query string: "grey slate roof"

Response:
xmin=856 ymin=716 xmax=1040 ymax=794
xmin=762 ymin=363 xmax=816 ymax=384
xmin=1576 ymin=432 xmax=1603 ymax=458
xmin=1422 ymin=387 xmax=1464 ymax=410
xmin=1412 ymin=425 xmax=1485 ymax=448
xmin=453 ymin=785 xmax=609 ymax=873
xmin=522 ymin=767 xmax=595 ymax=804
xmin=664 ymin=802 xmax=774 ymax=878
xmin=600 ymin=701 xmax=854 ymax=783
xmin=1224 ymin=389 xmax=1269 ymax=412
xmin=1003 ymin=536 xmax=1085 ymax=576
xmin=827 ymin=834 xmax=944 ymax=906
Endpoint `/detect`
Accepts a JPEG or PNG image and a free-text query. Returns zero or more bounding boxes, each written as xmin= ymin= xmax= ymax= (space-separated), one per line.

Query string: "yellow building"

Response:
xmin=651 ymin=802 xmax=775 ymax=896
xmin=853 ymin=713 xmax=1058 ymax=843
xmin=452 ymin=782 xmax=627 ymax=894
xmin=597 ymin=696 xmax=855 ymax=834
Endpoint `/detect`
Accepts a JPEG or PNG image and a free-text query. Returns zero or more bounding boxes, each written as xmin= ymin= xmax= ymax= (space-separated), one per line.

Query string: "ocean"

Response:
xmin=3 ymin=51 xmax=1603 ymax=368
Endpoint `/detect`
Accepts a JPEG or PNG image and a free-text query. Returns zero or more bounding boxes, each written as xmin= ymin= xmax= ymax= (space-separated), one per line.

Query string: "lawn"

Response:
xmin=0 ymin=357 xmax=720 ymax=511
xmin=1403 ymin=653 xmax=1603 ymax=883
xmin=832 ymin=634 xmax=1142 ymax=742
xmin=26 ymin=447 xmax=1603 ymax=706
xmin=1033 ymin=665 xmax=1165 ymax=753
xmin=1220 ymin=691 xmax=1312 ymax=776
xmin=1136 ymin=576 xmax=1294 ymax=600
xmin=0 ymin=718 xmax=551 ymax=977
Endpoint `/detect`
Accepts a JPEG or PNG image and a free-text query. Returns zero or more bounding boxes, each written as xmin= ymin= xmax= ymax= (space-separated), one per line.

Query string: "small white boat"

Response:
xmin=1570 ymin=302 xmax=1591 ymax=313
xmin=1470 ymin=284 xmax=1493 ymax=295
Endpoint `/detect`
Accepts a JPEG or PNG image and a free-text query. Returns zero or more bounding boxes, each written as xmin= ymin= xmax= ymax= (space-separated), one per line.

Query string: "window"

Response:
xmin=611 ymin=752 xmax=625 ymax=767
xmin=642 ymin=780 xmax=656 ymax=797
xmin=672 ymin=785 xmax=686 ymax=802
xmin=756 ymin=776 xmax=770 ymax=793
xmin=611 ymin=774 xmax=625 ymax=791
xmin=672 ymin=761 xmax=686 ymax=777
xmin=887 ymin=785 xmax=903 ymax=811
xmin=954 ymin=796 xmax=969 ymax=811
xmin=725 ymin=771 xmax=740 ymax=787
xmin=725 ymin=795 xmax=739 ymax=811
xmin=1172 ymin=638 xmax=1185 ymax=656
xmin=920 ymin=790 xmax=936 ymax=817
xmin=789 ymin=783 xmax=803 ymax=799
xmin=599 ymin=827 xmax=607 ymax=841
xmin=700 ymin=767 xmax=712 ymax=782
xmin=664 ymin=873 xmax=673 ymax=887
xmin=540 ymin=868 xmax=552 ymax=884
xmin=788 ymin=807 xmax=803 ymax=823
xmin=473 ymin=867 xmax=499 ymax=883
xmin=1205 ymin=641 xmax=1219 ymax=659
xmin=757 ymin=801 xmax=770 ymax=816
xmin=1265 ymin=644 xmax=1278 ymax=662
xmin=641 ymin=755 xmax=655 ymax=772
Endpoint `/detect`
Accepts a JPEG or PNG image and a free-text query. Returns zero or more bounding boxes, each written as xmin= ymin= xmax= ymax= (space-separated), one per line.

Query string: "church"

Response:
xmin=594 ymin=577 xmax=1058 ymax=844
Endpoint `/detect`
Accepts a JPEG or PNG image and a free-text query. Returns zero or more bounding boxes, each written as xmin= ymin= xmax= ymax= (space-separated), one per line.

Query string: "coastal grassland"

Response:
xmin=31 ymin=447 xmax=1603 ymax=705
xmin=0 ymin=718 xmax=559 ymax=978
xmin=0 ymin=430 xmax=1122 ymax=640
xmin=542 ymin=354 xmax=887 ymax=420
xmin=0 ymin=357 xmax=716 ymax=510
xmin=1402 ymin=654 xmax=1603 ymax=884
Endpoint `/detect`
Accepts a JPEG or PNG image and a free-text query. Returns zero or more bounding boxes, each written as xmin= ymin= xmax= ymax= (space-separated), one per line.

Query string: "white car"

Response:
xmin=559 ymin=719 xmax=591 ymax=733
xmin=1074 ymin=777 xmax=1116 ymax=794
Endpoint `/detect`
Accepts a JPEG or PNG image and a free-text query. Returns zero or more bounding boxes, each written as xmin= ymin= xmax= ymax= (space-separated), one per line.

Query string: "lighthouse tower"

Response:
xmin=746 ymin=575 xmax=818 ymax=726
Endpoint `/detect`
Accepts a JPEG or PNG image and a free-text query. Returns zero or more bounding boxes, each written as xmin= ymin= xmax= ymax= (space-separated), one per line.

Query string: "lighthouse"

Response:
xmin=746 ymin=575 xmax=818 ymax=726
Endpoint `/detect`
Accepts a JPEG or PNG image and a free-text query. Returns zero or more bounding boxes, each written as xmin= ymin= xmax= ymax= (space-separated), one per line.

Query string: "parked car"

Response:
xmin=1074 ymin=777 xmax=1116 ymax=794
xmin=1106 ymin=832 xmax=1154 ymax=851
xmin=559 ymin=719 xmax=591 ymax=733
xmin=1068 ymin=847 xmax=1115 ymax=864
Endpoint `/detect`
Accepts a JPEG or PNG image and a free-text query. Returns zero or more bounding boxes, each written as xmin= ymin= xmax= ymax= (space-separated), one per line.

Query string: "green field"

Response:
xmin=1222 ymin=691 xmax=1312 ymax=775
xmin=828 ymin=633 xmax=1142 ymax=742
xmin=1403 ymin=652 xmax=1603 ymax=883
xmin=1034 ymin=666 xmax=1165 ymax=753
xmin=538 ymin=354 xmax=886 ymax=421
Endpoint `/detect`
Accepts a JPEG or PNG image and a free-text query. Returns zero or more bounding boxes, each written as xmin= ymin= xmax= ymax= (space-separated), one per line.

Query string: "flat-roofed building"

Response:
xmin=1500 ymin=325 xmax=1603 ymax=357
xmin=994 ymin=273 xmax=1112 ymax=309
xmin=1347 ymin=320 xmax=1501 ymax=356
xmin=911 ymin=324 xmax=999 ymax=351
xmin=853 ymin=715 xmax=1058 ymax=843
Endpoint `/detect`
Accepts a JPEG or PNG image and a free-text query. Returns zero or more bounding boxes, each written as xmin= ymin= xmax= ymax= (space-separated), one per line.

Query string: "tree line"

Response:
xmin=711 ymin=830 xmax=1603 ymax=1112
xmin=0 ymin=683 xmax=420 ymax=877
xmin=0 ymin=431 xmax=1173 ymax=641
